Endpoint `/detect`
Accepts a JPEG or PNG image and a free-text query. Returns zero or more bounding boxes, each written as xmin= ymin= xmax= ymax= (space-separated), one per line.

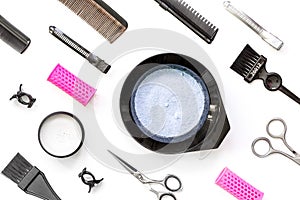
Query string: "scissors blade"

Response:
xmin=290 ymin=156 xmax=300 ymax=165
xmin=107 ymin=150 xmax=140 ymax=177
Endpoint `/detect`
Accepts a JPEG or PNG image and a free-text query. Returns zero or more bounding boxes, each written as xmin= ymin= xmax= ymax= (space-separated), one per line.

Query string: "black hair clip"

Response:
xmin=10 ymin=84 xmax=36 ymax=108
xmin=78 ymin=168 xmax=104 ymax=193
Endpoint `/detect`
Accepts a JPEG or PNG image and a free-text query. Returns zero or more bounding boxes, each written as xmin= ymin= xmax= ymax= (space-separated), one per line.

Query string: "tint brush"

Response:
xmin=230 ymin=44 xmax=300 ymax=105
xmin=2 ymin=153 xmax=61 ymax=200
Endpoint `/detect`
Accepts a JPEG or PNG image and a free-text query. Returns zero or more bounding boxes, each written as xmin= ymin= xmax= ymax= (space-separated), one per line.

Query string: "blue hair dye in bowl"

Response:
xmin=130 ymin=64 xmax=210 ymax=143
xmin=120 ymin=53 xmax=230 ymax=154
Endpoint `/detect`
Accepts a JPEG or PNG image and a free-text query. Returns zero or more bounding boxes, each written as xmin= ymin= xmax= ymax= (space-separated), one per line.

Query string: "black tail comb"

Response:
xmin=155 ymin=0 xmax=218 ymax=44
xmin=2 ymin=153 xmax=61 ymax=200
xmin=230 ymin=44 xmax=300 ymax=105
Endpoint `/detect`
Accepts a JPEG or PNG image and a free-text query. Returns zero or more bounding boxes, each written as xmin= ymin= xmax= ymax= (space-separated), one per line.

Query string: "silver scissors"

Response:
xmin=108 ymin=150 xmax=182 ymax=200
xmin=251 ymin=118 xmax=300 ymax=165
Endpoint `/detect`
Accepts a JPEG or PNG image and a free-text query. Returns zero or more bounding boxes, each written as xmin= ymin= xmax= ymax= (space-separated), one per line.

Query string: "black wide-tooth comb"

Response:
xmin=154 ymin=0 xmax=218 ymax=44
xmin=2 ymin=153 xmax=61 ymax=200
xmin=230 ymin=44 xmax=300 ymax=105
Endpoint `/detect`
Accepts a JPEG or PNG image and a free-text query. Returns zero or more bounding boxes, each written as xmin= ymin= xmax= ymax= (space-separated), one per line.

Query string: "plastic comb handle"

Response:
xmin=47 ymin=64 xmax=96 ymax=106
xmin=215 ymin=167 xmax=264 ymax=200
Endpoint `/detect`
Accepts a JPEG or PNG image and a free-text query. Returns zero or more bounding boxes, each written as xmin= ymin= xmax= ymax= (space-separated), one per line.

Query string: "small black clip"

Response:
xmin=78 ymin=168 xmax=104 ymax=193
xmin=10 ymin=84 xmax=36 ymax=108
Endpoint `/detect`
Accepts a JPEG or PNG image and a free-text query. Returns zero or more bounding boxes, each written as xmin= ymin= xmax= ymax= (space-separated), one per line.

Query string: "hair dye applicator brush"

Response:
xmin=2 ymin=153 xmax=61 ymax=200
xmin=230 ymin=44 xmax=300 ymax=105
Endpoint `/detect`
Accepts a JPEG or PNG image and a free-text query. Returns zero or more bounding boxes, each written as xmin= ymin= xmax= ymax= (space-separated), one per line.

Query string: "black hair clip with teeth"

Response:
xmin=10 ymin=84 xmax=36 ymax=108
xmin=78 ymin=168 xmax=104 ymax=193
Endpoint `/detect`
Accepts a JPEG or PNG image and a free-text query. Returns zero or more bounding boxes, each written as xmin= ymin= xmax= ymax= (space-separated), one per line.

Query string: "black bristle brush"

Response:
xmin=2 ymin=153 xmax=61 ymax=200
xmin=230 ymin=44 xmax=300 ymax=104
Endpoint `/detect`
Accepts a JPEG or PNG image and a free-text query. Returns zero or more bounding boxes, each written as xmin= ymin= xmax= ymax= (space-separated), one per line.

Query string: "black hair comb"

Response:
xmin=0 ymin=15 xmax=31 ymax=53
xmin=154 ymin=0 xmax=218 ymax=44
xmin=230 ymin=44 xmax=300 ymax=105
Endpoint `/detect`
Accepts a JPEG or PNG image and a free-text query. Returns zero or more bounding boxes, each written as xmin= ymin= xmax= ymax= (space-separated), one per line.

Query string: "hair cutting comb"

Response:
xmin=154 ymin=0 xmax=218 ymax=44
xmin=57 ymin=0 xmax=128 ymax=43
xmin=47 ymin=64 xmax=96 ymax=106
xmin=2 ymin=153 xmax=61 ymax=200
xmin=224 ymin=1 xmax=283 ymax=50
xmin=216 ymin=167 xmax=264 ymax=200
xmin=230 ymin=44 xmax=300 ymax=105
xmin=0 ymin=15 xmax=31 ymax=53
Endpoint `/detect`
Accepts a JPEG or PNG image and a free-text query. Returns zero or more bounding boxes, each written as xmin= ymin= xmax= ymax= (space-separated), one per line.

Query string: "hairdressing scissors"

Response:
xmin=251 ymin=118 xmax=300 ymax=165
xmin=108 ymin=150 xmax=182 ymax=200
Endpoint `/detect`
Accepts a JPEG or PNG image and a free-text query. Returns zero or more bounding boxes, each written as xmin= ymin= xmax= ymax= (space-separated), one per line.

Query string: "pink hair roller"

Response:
xmin=47 ymin=64 xmax=96 ymax=106
xmin=215 ymin=167 xmax=264 ymax=200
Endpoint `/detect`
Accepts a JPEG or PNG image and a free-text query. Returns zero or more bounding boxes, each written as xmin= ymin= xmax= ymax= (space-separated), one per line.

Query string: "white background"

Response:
xmin=1 ymin=0 xmax=300 ymax=199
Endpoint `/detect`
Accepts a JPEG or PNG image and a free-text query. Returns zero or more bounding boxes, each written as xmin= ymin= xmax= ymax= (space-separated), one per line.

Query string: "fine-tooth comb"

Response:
xmin=0 ymin=15 xmax=31 ymax=53
xmin=224 ymin=1 xmax=284 ymax=50
xmin=154 ymin=0 xmax=218 ymax=44
xmin=2 ymin=153 xmax=61 ymax=200
xmin=58 ymin=0 xmax=128 ymax=43
xmin=230 ymin=44 xmax=300 ymax=105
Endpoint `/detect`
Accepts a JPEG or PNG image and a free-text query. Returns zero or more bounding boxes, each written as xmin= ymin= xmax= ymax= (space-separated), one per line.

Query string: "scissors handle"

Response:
xmin=252 ymin=137 xmax=277 ymax=158
xmin=159 ymin=193 xmax=176 ymax=200
xmin=252 ymin=137 xmax=300 ymax=165
xmin=266 ymin=118 xmax=299 ymax=155
xmin=266 ymin=118 xmax=287 ymax=139
xmin=163 ymin=175 xmax=182 ymax=192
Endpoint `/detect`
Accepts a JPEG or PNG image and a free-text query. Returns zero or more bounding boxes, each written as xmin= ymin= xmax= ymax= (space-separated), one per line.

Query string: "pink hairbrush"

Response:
xmin=215 ymin=167 xmax=264 ymax=200
xmin=48 ymin=64 xmax=96 ymax=106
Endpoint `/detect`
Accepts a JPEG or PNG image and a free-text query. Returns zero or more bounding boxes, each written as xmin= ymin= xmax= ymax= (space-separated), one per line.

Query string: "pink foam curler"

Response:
xmin=47 ymin=64 xmax=96 ymax=106
xmin=215 ymin=167 xmax=264 ymax=200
